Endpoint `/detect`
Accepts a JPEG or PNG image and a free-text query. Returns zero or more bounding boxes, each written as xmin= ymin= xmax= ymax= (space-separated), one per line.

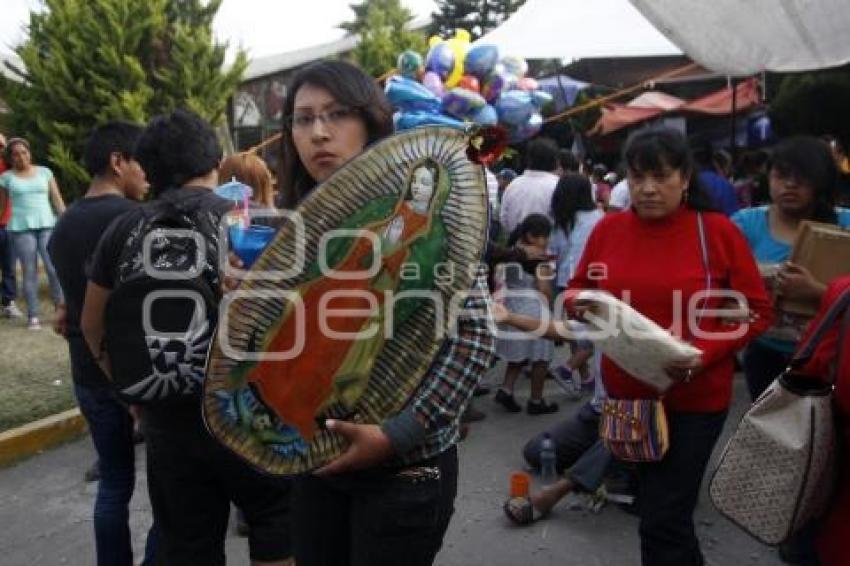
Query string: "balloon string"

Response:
xmin=543 ymin=62 xmax=701 ymax=124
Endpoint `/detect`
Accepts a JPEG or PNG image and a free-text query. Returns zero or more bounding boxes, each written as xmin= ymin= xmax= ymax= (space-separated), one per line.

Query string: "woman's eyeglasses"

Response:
xmin=288 ymin=106 xmax=359 ymax=132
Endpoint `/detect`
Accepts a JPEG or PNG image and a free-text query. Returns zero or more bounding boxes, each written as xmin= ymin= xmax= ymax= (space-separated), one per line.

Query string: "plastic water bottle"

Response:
xmin=539 ymin=433 xmax=557 ymax=485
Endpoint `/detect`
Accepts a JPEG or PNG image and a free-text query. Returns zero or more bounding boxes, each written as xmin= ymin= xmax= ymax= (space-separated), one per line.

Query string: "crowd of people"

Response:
xmin=1 ymin=56 xmax=849 ymax=566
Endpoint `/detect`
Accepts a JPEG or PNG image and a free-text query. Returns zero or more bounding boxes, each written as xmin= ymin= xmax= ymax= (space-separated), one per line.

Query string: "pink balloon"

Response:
xmin=422 ymin=71 xmax=444 ymax=97
xmin=517 ymin=77 xmax=539 ymax=92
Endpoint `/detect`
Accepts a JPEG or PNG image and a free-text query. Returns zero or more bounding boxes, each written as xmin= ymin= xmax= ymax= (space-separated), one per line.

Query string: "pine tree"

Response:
xmin=339 ymin=0 xmax=428 ymax=78
xmin=0 ymin=0 xmax=247 ymax=198
xmin=429 ymin=0 xmax=526 ymax=40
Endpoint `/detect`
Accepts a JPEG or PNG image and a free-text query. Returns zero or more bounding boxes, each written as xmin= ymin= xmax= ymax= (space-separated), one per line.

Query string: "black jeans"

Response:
xmin=0 ymin=226 xmax=16 ymax=306
xmin=293 ymin=446 xmax=458 ymax=566
xmin=743 ymin=340 xmax=793 ymax=401
xmin=142 ymin=406 xmax=292 ymax=565
xmin=637 ymin=410 xmax=727 ymax=566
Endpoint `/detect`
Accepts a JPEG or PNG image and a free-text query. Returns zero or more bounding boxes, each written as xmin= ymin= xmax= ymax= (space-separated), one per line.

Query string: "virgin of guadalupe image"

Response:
xmin=237 ymin=160 xmax=448 ymax=442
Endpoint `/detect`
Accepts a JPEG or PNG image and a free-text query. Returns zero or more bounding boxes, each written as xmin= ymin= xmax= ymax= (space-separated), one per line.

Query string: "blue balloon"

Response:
xmin=425 ymin=43 xmax=455 ymax=80
xmin=395 ymin=111 xmax=465 ymax=131
xmin=215 ymin=180 xmax=253 ymax=202
xmin=531 ymin=91 xmax=554 ymax=109
xmin=442 ymin=88 xmax=486 ymax=120
xmin=385 ymin=76 xmax=441 ymax=113
xmin=472 ymin=104 xmax=498 ymax=126
xmin=495 ymin=91 xmax=535 ymax=128
xmin=465 ymin=45 xmax=500 ymax=79
xmin=509 ymin=113 xmax=544 ymax=143
xmin=482 ymin=71 xmax=516 ymax=103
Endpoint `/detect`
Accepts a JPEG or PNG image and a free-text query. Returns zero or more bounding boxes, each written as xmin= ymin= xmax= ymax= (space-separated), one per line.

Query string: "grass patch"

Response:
xmin=0 ymin=293 xmax=75 ymax=433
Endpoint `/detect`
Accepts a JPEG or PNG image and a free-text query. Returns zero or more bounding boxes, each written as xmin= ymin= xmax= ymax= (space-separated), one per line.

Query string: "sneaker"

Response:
xmin=527 ymin=399 xmax=559 ymax=415
xmin=551 ymin=367 xmax=582 ymax=400
xmin=3 ymin=302 xmax=23 ymax=319
xmin=27 ymin=317 xmax=41 ymax=330
xmin=494 ymin=389 xmax=522 ymax=413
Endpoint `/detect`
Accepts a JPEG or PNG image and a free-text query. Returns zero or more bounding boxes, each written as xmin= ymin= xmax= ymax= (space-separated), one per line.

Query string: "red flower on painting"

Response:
xmin=467 ymin=126 xmax=509 ymax=166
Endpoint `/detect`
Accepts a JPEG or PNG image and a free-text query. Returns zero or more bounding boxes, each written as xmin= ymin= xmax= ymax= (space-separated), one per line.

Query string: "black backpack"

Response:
xmin=104 ymin=190 xmax=233 ymax=405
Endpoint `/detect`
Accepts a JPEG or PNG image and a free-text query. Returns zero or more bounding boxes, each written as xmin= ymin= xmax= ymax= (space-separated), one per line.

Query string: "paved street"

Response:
xmin=0 ymin=360 xmax=783 ymax=566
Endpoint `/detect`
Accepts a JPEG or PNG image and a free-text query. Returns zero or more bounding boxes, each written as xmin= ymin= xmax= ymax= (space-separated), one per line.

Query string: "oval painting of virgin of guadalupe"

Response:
xmin=203 ymin=126 xmax=490 ymax=475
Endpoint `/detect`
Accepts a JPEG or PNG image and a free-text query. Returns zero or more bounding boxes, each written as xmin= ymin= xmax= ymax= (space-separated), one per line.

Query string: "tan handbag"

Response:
xmin=709 ymin=287 xmax=850 ymax=545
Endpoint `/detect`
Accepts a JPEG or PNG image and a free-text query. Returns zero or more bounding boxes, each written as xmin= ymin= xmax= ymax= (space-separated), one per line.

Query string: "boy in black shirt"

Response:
xmin=82 ymin=109 xmax=292 ymax=566
xmin=48 ymin=121 xmax=157 ymax=565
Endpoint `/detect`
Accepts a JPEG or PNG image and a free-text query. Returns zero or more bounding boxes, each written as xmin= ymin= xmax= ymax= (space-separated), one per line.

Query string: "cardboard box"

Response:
xmin=777 ymin=220 xmax=850 ymax=316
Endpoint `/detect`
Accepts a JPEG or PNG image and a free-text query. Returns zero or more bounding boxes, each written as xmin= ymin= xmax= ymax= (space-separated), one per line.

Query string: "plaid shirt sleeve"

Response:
xmin=382 ymin=266 xmax=497 ymax=461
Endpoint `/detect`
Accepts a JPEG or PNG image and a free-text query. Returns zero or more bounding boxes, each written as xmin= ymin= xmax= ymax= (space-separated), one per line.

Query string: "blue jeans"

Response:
xmin=74 ymin=384 xmax=157 ymax=566
xmin=9 ymin=228 xmax=62 ymax=318
xmin=0 ymin=227 xmax=16 ymax=305
xmin=523 ymin=401 xmax=615 ymax=492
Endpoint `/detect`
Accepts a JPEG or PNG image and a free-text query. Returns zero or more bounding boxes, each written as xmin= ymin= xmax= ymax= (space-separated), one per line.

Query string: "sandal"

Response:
xmin=503 ymin=496 xmax=547 ymax=526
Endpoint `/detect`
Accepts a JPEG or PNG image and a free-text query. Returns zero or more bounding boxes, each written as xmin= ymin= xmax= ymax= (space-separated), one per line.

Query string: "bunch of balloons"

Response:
xmin=386 ymin=29 xmax=552 ymax=143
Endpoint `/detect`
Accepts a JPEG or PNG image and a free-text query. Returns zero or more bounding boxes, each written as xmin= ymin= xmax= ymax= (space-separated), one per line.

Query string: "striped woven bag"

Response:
xmin=599 ymin=399 xmax=669 ymax=462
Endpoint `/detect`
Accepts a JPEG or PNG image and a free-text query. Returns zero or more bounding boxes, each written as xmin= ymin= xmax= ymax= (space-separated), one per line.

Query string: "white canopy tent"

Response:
xmin=630 ymin=0 xmax=850 ymax=75
xmin=474 ymin=0 xmax=681 ymax=61
xmin=476 ymin=0 xmax=850 ymax=75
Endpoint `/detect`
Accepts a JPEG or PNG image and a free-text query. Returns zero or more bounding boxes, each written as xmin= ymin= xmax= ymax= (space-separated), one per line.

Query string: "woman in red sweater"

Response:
xmin=796 ymin=276 xmax=850 ymax=566
xmin=566 ymin=130 xmax=772 ymax=565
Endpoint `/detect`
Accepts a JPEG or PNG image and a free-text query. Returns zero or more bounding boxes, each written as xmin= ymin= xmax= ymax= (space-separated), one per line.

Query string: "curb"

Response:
xmin=0 ymin=408 xmax=88 ymax=468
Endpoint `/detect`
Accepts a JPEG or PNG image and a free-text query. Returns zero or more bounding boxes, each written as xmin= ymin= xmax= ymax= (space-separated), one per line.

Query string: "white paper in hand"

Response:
xmin=574 ymin=290 xmax=703 ymax=392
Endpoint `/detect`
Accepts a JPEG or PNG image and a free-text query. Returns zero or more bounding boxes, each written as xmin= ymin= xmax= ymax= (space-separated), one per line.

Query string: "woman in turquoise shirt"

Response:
xmin=0 ymin=138 xmax=65 ymax=329
xmin=732 ymin=136 xmax=850 ymax=400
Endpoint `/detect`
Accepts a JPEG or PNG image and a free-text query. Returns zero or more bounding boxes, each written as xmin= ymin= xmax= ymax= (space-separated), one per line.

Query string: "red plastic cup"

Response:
xmin=509 ymin=471 xmax=530 ymax=498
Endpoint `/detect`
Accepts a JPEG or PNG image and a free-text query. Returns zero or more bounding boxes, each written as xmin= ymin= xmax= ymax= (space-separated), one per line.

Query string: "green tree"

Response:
xmin=0 ymin=0 xmax=247 ymax=198
xmin=769 ymin=66 xmax=850 ymax=146
xmin=430 ymin=0 xmax=526 ymax=40
xmin=340 ymin=0 xmax=428 ymax=78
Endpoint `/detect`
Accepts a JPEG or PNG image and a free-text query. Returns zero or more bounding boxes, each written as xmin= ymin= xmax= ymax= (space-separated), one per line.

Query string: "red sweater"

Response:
xmin=568 ymin=207 xmax=773 ymax=413
xmin=799 ymin=277 xmax=850 ymax=566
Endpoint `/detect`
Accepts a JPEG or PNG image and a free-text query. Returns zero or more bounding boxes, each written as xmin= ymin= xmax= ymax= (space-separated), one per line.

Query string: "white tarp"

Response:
xmin=474 ymin=0 xmax=681 ymax=61
xmin=630 ymin=0 xmax=850 ymax=75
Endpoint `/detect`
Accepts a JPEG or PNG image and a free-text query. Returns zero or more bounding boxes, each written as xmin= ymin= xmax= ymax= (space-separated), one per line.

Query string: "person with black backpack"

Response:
xmin=81 ymin=109 xmax=293 ymax=566
xmin=48 ymin=121 xmax=158 ymax=566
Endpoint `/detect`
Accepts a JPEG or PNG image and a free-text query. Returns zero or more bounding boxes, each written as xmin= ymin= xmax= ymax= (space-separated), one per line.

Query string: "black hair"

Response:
xmin=557 ymin=149 xmax=580 ymax=173
xmin=508 ymin=213 xmax=552 ymax=247
xmin=770 ymin=136 xmax=838 ymax=224
xmin=83 ymin=121 xmax=144 ymax=176
xmin=551 ymin=174 xmax=596 ymax=233
xmin=591 ymin=163 xmax=607 ymax=179
xmin=525 ymin=137 xmax=558 ymax=172
xmin=623 ymin=128 xmax=716 ymax=212
xmin=133 ymin=109 xmax=221 ymax=197
xmin=279 ymin=60 xmax=393 ymax=209
xmin=4 ymin=137 xmax=30 ymax=162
